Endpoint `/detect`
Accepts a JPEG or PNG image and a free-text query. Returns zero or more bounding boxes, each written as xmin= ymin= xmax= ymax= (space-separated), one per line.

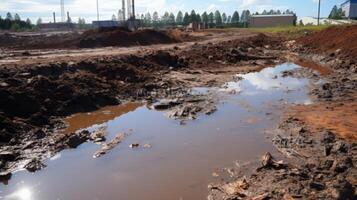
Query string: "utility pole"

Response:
xmin=317 ymin=0 xmax=321 ymax=25
xmin=96 ymin=0 xmax=99 ymax=21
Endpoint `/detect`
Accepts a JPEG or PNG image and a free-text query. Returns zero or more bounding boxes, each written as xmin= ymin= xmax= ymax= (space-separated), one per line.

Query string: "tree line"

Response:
xmin=112 ymin=9 xmax=297 ymax=28
xmin=0 ymin=12 xmax=33 ymax=31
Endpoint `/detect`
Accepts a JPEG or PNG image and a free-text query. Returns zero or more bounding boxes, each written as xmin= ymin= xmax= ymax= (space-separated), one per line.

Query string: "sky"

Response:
xmin=0 ymin=0 xmax=345 ymax=23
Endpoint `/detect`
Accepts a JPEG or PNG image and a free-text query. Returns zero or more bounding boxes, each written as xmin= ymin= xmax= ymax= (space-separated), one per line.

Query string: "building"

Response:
xmin=249 ymin=14 xmax=295 ymax=28
xmin=341 ymin=0 xmax=357 ymax=19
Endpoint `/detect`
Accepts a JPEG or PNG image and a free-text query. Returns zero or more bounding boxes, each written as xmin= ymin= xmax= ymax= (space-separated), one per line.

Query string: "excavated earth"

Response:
xmin=0 ymin=26 xmax=356 ymax=199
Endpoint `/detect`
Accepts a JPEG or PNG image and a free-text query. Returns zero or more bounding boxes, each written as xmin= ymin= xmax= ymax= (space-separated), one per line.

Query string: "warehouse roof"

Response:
xmin=251 ymin=14 xmax=295 ymax=18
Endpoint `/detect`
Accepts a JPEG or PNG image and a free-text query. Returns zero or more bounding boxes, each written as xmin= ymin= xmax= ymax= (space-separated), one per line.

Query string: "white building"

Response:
xmin=341 ymin=0 xmax=357 ymax=19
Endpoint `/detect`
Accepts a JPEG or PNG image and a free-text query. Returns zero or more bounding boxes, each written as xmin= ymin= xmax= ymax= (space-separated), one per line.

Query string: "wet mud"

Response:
xmin=0 ymin=27 xmax=356 ymax=200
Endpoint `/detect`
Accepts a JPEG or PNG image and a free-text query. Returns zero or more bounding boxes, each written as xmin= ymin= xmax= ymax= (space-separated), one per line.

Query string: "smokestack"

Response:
xmin=61 ymin=0 xmax=65 ymax=22
xmin=132 ymin=0 xmax=135 ymax=19
xmin=53 ymin=12 xmax=56 ymax=23
xmin=127 ymin=0 xmax=131 ymax=18
xmin=96 ymin=0 xmax=99 ymax=21
xmin=122 ymin=0 xmax=126 ymax=20
xmin=67 ymin=11 xmax=70 ymax=22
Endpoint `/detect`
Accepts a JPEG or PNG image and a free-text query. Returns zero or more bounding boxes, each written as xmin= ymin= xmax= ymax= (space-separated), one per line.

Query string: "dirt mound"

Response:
xmin=298 ymin=25 xmax=357 ymax=63
xmin=78 ymin=28 xmax=178 ymax=48
xmin=0 ymin=28 xmax=180 ymax=50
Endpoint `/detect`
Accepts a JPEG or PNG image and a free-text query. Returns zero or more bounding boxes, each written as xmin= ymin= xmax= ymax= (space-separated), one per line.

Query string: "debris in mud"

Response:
xmin=208 ymin=118 xmax=357 ymax=200
xmin=24 ymin=158 xmax=46 ymax=173
xmin=129 ymin=143 xmax=140 ymax=148
xmin=94 ymin=133 xmax=126 ymax=158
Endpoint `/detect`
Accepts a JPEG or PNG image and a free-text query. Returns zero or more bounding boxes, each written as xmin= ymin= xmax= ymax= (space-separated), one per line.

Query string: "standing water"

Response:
xmin=1 ymin=63 xmax=314 ymax=200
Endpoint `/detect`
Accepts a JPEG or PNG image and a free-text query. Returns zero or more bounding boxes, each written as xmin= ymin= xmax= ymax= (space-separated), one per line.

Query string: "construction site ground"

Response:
xmin=0 ymin=26 xmax=356 ymax=199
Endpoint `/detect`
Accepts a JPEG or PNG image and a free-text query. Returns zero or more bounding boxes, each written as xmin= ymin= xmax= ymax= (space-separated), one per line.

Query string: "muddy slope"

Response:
xmin=297 ymin=25 xmax=357 ymax=70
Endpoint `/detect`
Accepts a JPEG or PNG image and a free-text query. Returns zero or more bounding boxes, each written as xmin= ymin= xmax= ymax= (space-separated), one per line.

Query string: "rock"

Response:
xmin=66 ymin=131 xmax=90 ymax=148
xmin=309 ymin=182 xmax=325 ymax=191
xmin=129 ymin=143 xmax=139 ymax=148
xmin=331 ymin=157 xmax=353 ymax=173
xmin=320 ymin=130 xmax=335 ymax=144
xmin=90 ymin=128 xmax=106 ymax=143
xmin=143 ymin=144 xmax=152 ymax=148
xmin=0 ymin=151 xmax=18 ymax=162
xmin=24 ymin=158 xmax=46 ymax=172
xmin=258 ymin=152 xmax=287 ymax=170
xmin=153 ymin=99 xmax=181 ymax=110
xmin=94 ymin=133 xmax=126 ymax=158
xmin=221 ymin=179 xmax=249 ymax=195
xmin=0 ymin=82 xmax=9 ymax=87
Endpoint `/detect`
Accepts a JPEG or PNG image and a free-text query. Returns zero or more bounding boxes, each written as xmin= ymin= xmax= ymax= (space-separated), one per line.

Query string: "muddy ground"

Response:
xmin=208 ymin=25 xmax=357 ymax=200
xmin=0 ymin=26 xmax=356 ymax=199
xmin=0 ymin=29 xmax=286 ymax=181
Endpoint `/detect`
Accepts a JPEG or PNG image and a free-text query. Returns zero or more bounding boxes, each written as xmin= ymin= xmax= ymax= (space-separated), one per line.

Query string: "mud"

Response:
xmin=0 ymin=26 xmax=356 ymax=200
xmin=0 ymin=28 xmax=184 ymax=50
xmin=208 ymin=26 xmax=357 ymax=200
xmin=0 ymin=31 xmax=285 ymax=181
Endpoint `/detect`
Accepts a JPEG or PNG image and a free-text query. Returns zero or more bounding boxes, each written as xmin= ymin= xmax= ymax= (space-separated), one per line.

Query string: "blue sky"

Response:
xmin=0 ymin=0 xmax=345 ymax=23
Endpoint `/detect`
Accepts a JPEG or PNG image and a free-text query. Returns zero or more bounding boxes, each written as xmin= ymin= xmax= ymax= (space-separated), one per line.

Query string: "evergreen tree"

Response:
xmin=112 ymin=14 xmax=117 ymax=21
xmin=190 ymin=10 xmax=197 ymax=23
xmin=227 ymin=15 xmax=232 ymax=23
xmin=145 ymin=12 xmax=152 ymax=25
xmin=222 ymin=13 xmax=227 ymax=24
xmin=153 ymin=11 xmax=159 ymax=23
xmin=214 ymin=10 xmax=222 ymax=25
xmin=36 ymin=18 xmax=42 ymax=25
xmin=162 ymin=12 xmax=169 ymax=24
xmin=208 ymin=12 xmax=214 ymax=24
xmin=6 ymin=12 xmax=13 ymax=20
xmin=231 ymin=11 xmax=239 ymax=24
xmin=169 ymin=13 xmax=175 ymax=25
xmin=183 ymin=12 xmax=190 ymax=25
xmin=26 ymin=18 xmax=32 ymax=25
xmin=201 ymin=12 xmax=209 ymax=24
xmin=176 ymin=11 xmax=183 ymax=25
xmin=14 ymin=13 xmax=21 ymax=21
xmin=196 ymin=13 xmax=201 ymax=23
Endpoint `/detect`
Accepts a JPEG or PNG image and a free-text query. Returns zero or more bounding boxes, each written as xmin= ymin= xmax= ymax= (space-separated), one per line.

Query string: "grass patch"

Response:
xmin=248 ymin=25 xmax=331 ymax=33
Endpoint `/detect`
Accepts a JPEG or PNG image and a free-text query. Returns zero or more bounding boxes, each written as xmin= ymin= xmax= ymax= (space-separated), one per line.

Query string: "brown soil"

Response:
xmin=290 ymin=100 xmax=357 ymax=141
xmin=298 ymin=25 xmax=357 ymax=64
xmin=0 ymin=28 xmax=183 ymax=50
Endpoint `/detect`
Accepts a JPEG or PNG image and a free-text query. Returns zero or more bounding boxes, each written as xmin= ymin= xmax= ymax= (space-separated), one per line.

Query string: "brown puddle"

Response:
xmin=63 ymin=102 xmax=142 ymax=133
xmin=0 ymin=63 xmax=316 ymax=200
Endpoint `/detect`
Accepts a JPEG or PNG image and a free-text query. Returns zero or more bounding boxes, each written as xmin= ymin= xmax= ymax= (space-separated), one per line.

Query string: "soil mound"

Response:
xmin=298 ymin=25 xmax=357 ymax=62
xmin=78 ymin=28 xmax=179 ymax=48
xmin=0 ymin=28 xmax=179 ymax=49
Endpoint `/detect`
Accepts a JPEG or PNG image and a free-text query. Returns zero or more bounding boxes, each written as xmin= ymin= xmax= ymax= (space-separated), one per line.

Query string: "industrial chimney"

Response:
xmin=53 ymin=12 xmax=56 ymax=23
xmin=122 ymin=0 xmax=126 ymax=20
xmin=132 ymin=0 xmax=135 ymax=19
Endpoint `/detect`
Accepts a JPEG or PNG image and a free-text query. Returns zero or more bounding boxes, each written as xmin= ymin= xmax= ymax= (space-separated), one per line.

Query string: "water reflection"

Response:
xmin=241 ymin=63 xmax=305 ymax=91
xmin=5 ymin=188 xmax=32 ymax=200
